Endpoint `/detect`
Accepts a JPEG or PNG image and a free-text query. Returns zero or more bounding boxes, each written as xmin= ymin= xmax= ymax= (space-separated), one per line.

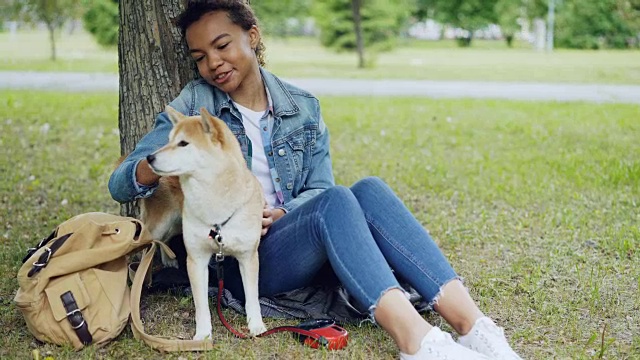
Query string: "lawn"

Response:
xmin=0 ymin=30 xmax=117 ymax=73
xmin=0 ymin=90 xmax=638 ymax=359
xmin=2 ymin=30 xmax=640 ymax=84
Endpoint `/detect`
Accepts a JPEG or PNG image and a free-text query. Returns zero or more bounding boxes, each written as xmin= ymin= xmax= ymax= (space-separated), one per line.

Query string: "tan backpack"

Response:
xmin=14 ymin=211 xmax=219 ymax=352
xmin=13 ymin=212 xmax=158 ymax=350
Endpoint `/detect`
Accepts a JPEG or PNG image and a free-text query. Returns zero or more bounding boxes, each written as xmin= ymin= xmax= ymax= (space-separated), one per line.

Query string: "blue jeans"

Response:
xmin=220 ymin=177 xmax=458 ymax=315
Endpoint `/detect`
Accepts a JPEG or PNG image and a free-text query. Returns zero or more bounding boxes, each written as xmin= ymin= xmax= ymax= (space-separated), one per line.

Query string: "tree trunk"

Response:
xmin=118 ymin=0 xmax=197 ymax=217
xmin=456 ymin=33 xmax=473 ymax=47
xmin=505 ymin=34 xmax=514 ymax=47
xmin=351 ymin=0 xmax=365 ymax=69
xmin=46 ymin=22 xmax=56 ymax=61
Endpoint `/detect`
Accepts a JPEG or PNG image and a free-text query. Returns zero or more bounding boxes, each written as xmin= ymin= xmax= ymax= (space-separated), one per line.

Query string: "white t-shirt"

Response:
xmin=233 ymin=102 xmax=277 ymax=208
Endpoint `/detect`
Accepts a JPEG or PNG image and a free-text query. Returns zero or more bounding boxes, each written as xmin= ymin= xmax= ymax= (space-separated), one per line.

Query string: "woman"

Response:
xmin=109 ymin=1 xmax=523 ymax=359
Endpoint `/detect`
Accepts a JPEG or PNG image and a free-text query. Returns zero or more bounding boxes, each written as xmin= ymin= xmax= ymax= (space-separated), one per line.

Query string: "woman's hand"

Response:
xmin=136 ymin=158 xmax=161 ymax=185
xmin=262 ymin=205 xmax=285 ymax=236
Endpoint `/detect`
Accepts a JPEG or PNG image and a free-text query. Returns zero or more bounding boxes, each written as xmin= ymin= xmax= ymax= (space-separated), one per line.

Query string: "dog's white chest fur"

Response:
xmin=181 ymin=192 xmax=261 ymax=257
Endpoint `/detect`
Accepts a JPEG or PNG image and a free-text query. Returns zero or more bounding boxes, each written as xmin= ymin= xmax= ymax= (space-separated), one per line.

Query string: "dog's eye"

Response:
xmin=177 ymin=140 xmax=189 ymax=147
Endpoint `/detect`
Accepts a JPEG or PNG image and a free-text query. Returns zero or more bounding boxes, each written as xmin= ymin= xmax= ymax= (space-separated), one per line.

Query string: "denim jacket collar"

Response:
xmin=209 ymin=67 xmax=299 ymax=119
xmin=227 ymin=77 xmax=274 ymax=117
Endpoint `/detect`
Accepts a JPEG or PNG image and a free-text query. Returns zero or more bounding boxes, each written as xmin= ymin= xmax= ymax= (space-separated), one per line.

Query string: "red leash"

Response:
xmin=209 ymin=227 xmax=346 ymax=349
xmin=216 ymin=278 xmax=330 ymax=346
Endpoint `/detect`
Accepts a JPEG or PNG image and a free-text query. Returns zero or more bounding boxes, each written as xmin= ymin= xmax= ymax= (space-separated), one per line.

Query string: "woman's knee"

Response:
xmin=319 ymin=185 xmax=358 ymax=211
xmin=308 ymin=185 xmax=364 ymax=239
xmin=311 ymin=185 xmax=362 ymax=223
xmin=351 ymin=176 xmax=388 ymax=198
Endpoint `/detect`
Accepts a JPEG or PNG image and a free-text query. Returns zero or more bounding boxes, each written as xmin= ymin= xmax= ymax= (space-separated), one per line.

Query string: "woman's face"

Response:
xmin=185 ymin=11 xmax=260 ymax=94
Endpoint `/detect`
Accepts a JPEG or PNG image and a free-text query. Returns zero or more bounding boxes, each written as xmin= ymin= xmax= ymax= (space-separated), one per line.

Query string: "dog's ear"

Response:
xmin=200 ymin=107 xmax=228 ymax=145
xmin=199 ymin=107 xmax=214 ymax=133
xmin=165 ymin=106 xmax=184 ymax=126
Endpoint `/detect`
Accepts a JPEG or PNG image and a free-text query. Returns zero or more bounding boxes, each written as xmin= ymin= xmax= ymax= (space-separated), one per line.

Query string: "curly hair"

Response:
xmin=176 ymin=0 xmax=266 ymax=67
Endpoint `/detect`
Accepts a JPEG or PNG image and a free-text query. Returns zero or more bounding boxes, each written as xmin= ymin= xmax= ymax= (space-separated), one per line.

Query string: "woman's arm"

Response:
xmin=108 ymin=83 xmax=195 ymax=203
xmin=108 ymin=112 xmax=173 ymax=203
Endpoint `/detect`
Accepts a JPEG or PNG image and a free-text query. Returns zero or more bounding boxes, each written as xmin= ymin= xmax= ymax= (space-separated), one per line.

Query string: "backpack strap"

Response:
xmin=23 ymin=229 xmax=58 ymax=263
xmin=27 ymin=233 xmax=73 ymax=277
xmin=129 ymin=241 xmax=215 ymax=352
xmin=60 ymin=290 xmax=93 ymax=345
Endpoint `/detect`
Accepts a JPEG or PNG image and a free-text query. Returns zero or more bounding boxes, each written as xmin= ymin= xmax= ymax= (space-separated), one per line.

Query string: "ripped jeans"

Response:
xmin=220 ymin=177 xmax=459 ymax=316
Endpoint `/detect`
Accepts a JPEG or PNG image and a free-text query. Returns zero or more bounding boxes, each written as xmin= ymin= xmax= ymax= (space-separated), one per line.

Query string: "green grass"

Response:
xmin=1 ymin=91 xmax=639 ymax=359
xmin=0 ymin=30 xmax=118 ymax=73
xmin=2 ymin=30 xmax=640 ymax=84
xmin=267 ymin=38 xmax=640 ymax=85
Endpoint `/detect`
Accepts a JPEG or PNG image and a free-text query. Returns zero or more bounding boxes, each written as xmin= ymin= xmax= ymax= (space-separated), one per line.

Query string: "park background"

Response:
xmin=0 ymin=0 xmax=639 ymax=359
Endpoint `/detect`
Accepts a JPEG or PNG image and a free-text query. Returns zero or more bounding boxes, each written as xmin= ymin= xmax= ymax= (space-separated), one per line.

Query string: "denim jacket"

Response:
xmin=108 ymin=68 xmax=335 ymax=213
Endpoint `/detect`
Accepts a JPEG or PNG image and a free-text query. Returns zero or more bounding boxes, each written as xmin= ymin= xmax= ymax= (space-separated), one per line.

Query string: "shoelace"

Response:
xmin=423 ymin=346 xmax=450 ymax=360
xmin=476 ymin=331 xmax=498 ymax=356
xmin=474 ymin=323 xmax=516 ymax=359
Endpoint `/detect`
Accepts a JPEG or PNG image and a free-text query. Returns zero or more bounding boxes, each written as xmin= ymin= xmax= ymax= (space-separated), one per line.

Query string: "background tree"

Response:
xmin=555 ymin=0 xmax=637 ymax=49
xmin=522 ymin=0 xmax=548 ymax=19
xmin=430 ymin=0 xmax=500 ymax=47
xmin=313 ymin=0 xmax=411 ymax=68
xmin=411 ymin=0 xmax=437 ymax=21
xmin=251 ymin=0 xmax=312 ymax=38
xmin=0 ymin=0 xmax=18 ymax=29
xmin=351 ymin=0 xmax=365 ymax=68
xmin=495 ymin=0 xmax=522 ymax=47
xmin=615 ymin=0 xmax=640 ymax=47
xmin=38 ymin=0 xmax=82 ymax=59
xmin=118 ymin=0 xmax=197 ymax=216
xmin=83 ymin=0 xmax=118 ymax=46
xmin=7 ymin=0 xmax=81 ymax=60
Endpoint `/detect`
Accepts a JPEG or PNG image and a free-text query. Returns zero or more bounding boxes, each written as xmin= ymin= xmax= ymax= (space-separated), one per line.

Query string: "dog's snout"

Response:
xmin=146 ymin=154 xmax=156 ymax=164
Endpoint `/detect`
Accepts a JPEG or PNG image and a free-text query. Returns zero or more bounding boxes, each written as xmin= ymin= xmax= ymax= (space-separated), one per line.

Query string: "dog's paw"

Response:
xmin=248 ymin=319 xmax=267 ymax=336
xmin=193 ymin=331 xmax=213 ymax=341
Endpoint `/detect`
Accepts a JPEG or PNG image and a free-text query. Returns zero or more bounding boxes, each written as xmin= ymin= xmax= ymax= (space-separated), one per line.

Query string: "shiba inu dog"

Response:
xmin=142 ymin=106 xmax=266 ymax=339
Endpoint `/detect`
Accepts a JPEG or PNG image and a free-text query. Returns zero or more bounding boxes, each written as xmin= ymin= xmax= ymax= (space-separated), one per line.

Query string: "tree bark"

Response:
xmin=46 ymin=22 xmax=56 ymax=61
xmin=351 ymin=0 xmax=365 ymax=68
xmin=118 ymin=0 xmax=197 ymax=216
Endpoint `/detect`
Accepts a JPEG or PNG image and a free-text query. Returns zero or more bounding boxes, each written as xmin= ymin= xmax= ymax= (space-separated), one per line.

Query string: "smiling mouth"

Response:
xmin=214 ymin=70 xmax=232 ymax=84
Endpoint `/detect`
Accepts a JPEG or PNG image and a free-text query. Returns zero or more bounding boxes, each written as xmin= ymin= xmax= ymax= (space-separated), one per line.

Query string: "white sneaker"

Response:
xmin=458 ymin=317 xmax=523 ymax=360
xmin=400 ymin=326 xmax=490 ymax=360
